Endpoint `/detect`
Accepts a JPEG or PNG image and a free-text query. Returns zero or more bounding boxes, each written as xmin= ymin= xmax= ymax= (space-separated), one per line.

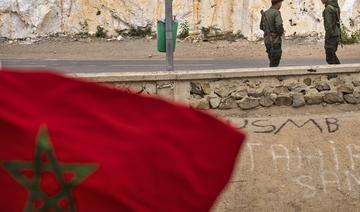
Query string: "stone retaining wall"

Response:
xmin=74 ymin=64 xmax=360 ymax=110
xmin=188 ymin=74 xmax=360 ymax=110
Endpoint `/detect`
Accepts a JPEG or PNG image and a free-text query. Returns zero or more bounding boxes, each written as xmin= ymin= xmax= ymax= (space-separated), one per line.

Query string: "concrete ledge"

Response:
xmin=72 ymin=63 xmax=360 ymax=82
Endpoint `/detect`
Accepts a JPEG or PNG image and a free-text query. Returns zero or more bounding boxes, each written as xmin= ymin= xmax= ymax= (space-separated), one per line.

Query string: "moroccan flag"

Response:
xmin=0 ymin=69 xmax=245 ymax=212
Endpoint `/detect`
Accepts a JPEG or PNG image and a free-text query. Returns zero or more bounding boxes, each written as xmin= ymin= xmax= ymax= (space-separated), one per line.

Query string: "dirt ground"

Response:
xmin=0 ymin=37 xmax=359 ymax=60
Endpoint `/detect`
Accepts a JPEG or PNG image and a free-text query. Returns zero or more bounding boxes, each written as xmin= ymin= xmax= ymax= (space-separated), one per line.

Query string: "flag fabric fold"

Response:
xmin=0 ymin=69 xmax=245 ymax=212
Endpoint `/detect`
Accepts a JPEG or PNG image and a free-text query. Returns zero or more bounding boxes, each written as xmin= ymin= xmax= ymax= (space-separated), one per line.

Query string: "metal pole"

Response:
xmin=165 ymin=0 xmax=174 ymax=71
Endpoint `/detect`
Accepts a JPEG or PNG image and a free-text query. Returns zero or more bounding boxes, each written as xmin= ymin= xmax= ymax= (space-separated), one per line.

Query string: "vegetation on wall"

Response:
xmin=341 ymin=23 xmax=360 ymax=45
xmin=178 ymin=21 xmax=190 ymax=39
xmin=95 ymin=25 xmax=107 ymax=38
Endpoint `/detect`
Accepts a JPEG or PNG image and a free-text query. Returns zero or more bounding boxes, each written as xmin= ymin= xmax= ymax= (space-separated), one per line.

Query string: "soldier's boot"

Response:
xmin=326 ymin=48 xmax=341 ymax=64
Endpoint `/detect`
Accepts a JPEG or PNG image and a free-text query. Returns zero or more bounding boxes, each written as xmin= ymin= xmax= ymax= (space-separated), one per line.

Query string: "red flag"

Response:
xmin=0 ymin=69 xmax=245 ymax=212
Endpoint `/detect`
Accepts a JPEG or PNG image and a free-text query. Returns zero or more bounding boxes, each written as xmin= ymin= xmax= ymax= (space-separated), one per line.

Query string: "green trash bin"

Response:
xmin=157 ymin=20 xmax=178 ymax=52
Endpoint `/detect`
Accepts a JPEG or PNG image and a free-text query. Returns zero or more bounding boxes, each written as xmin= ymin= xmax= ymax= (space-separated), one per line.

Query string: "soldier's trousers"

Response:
xmin=325 ymin=36 xmax=341 ymax=64
xmin=266 ymin=42 xmax=282 ymax=67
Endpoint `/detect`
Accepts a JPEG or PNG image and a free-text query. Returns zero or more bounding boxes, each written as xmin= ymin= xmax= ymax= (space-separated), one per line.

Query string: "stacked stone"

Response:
xmin=189 ymin=76 xmax=360 ymax=110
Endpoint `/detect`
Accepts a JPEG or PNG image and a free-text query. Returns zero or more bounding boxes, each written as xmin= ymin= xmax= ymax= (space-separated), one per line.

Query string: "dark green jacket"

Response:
xmin=260 ymin=6 xmax=284 ymax=44
xmin=323 ymin=0 xmax=340 ymax=38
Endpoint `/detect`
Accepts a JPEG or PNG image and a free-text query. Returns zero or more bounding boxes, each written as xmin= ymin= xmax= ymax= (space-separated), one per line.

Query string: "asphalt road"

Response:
xmin=1 ymin=58 xmax=359 ymax=73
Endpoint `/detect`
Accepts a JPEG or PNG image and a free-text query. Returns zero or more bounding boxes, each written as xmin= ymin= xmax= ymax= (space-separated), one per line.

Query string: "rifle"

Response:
xmin=260 ymin=10 xmax=273 ymax=49
xmin=335 ymin=8 xmax=343 ymax=48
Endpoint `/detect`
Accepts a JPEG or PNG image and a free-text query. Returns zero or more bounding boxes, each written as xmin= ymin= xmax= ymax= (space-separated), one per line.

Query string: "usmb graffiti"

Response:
xmin=230 ymin=115 xmax=360 ymax=198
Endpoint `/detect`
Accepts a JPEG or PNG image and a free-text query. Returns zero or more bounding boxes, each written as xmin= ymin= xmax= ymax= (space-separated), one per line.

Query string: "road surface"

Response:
xmin=1 ymin=58 xmax=359 ymax=73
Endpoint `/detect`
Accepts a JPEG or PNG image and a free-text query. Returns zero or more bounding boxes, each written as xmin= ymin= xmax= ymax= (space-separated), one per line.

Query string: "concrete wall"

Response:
xmin=214 ymin=111 xmax=360 ymax=211
xmin=74 ymin=64 xmax=360 ymax=211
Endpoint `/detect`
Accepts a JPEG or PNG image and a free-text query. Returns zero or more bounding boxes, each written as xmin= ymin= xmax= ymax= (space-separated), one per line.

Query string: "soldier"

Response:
xmin=260 ymin=0 xmax=284 ymax=67
xmin=322 ymin=0 xmax=341 ymax=64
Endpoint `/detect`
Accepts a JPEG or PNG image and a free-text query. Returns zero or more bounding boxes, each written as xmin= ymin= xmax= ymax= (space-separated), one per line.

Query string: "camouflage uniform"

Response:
xmin=260 ymin=5 xmax=284 ymax=67
xmin=323 ymin=0 xmax=341 ymax=64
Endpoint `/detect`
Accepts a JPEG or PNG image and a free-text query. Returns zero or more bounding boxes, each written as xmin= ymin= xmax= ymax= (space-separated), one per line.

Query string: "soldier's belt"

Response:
xmin=265 ymin=33 xmax=280 ymax=37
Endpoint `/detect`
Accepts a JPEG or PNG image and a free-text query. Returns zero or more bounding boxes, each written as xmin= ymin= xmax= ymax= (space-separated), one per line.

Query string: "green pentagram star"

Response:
xmin=1 ymin=127 xmax=98 ymax=212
